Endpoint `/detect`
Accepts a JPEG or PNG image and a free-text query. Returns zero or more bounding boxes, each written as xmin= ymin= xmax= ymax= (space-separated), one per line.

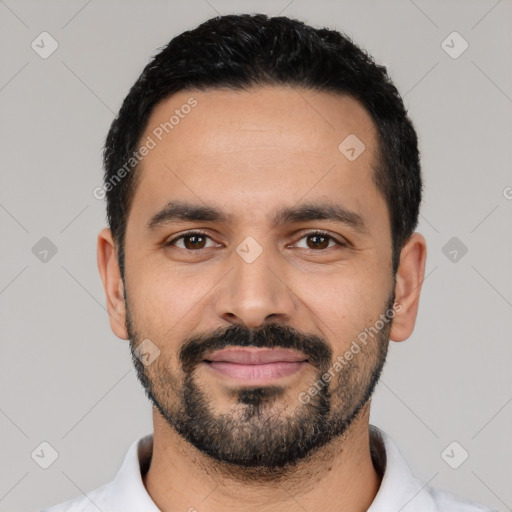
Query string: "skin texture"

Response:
xmin=97 ymin=86 xmax=427 ymax=512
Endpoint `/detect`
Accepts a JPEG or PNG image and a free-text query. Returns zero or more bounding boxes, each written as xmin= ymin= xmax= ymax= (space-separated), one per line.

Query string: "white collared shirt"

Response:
xmin=41 ymin=426 xmax=496 ymax=512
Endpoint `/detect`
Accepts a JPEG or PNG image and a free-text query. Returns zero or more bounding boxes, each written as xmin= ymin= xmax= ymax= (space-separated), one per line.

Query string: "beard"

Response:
xmin=126 ymin=293 xmax=393 ymax=472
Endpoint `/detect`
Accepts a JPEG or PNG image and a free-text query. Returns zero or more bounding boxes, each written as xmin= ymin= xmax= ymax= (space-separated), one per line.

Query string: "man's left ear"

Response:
xmin=390 ymin=232 xmax=427 ymax=342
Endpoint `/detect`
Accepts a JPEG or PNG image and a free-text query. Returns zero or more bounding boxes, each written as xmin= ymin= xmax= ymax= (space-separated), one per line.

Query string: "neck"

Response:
xmin=143 ymin=403 xmax=381 ymax=512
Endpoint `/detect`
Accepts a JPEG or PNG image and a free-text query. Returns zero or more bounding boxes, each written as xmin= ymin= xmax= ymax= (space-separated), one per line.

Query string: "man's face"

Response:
xmin=122 ymin=87 xmax=395 ymax=469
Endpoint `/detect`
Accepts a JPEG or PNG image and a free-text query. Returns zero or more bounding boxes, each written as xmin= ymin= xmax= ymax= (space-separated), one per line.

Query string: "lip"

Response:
xmin=204 ymin=347 xmax=308 ymax=365
xmin=203 ymin=347 xmax=309 ymax=384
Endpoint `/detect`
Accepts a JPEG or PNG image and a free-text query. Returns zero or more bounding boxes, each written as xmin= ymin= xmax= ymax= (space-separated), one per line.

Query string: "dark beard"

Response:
xmin=127 ymin=294 xmax=393 ymax=471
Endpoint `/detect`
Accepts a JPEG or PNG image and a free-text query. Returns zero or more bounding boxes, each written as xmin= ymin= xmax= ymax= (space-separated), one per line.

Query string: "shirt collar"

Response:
xmin=108 ymin=425 xmax=438 ymax=512
xmin=367 ymin=425 xmax=437 ymax=511
xmin=106 ymin=433 xmax=160 ymax=511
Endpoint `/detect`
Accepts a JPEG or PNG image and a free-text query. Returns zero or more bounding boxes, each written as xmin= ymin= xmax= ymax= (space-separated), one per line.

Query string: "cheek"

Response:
xmin=127 ymin=261 xmax=206 ymax=327
xmin=304 ymin=268 xmax=391 ymax=350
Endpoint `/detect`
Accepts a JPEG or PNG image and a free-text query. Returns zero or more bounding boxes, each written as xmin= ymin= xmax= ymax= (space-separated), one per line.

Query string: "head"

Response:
xmin=97 ymin=14 xmax=426 ymax=471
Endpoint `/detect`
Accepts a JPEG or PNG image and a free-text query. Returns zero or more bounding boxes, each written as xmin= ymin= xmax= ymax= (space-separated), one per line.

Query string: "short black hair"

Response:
xmin=102 ymin=13 xmax=421 ymax=277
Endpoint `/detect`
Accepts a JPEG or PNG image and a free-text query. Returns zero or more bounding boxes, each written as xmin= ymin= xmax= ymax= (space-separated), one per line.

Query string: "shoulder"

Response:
xmin=39 ymin=434 xmax=155 ymax=512
xmin=39 ymin=481 xmax=112 ymax=512
xmin=369 ymin=426 xmax=497 ymax=512
xmin=427 ymin=486 xmax=498 ymax=512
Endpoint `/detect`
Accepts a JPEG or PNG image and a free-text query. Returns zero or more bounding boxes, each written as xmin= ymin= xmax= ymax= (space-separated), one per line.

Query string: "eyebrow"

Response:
xmin=147 ymin=200 xmax=368 ymax=233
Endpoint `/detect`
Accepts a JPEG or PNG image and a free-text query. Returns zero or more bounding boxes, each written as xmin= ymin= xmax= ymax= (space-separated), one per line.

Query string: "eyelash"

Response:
xmin=165 ymin=230 xmax=347 ymax=251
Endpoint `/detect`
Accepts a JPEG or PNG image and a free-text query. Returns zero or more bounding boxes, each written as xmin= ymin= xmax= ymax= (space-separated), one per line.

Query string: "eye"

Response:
xmin=165 ymin=230 xmax=218 ymax=250
xmin=164 ymin=230 xmax=347 ymax=252
xmin=293 ymin=231 xmax=346 ymax=250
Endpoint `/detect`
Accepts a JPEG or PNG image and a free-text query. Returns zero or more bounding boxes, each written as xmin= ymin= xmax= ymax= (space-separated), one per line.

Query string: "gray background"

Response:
xmin=1 ymin=1 xmax=511 ymax=511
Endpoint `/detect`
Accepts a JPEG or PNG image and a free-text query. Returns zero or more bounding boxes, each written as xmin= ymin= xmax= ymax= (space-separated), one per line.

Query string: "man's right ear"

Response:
xmin=97 ymin=228 xmax=129 ymax=340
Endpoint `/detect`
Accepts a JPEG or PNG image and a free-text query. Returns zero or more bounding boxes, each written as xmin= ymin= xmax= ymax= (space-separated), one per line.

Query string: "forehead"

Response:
xmin=129 ymin=86 xmax=384 ymax=230
xmin=142 ymin=86 xmax=377 ymax=161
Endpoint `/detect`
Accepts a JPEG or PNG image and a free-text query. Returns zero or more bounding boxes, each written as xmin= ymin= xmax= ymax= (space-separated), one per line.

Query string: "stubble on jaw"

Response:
xmin=125 ymin=291 xmax=393 ymax=482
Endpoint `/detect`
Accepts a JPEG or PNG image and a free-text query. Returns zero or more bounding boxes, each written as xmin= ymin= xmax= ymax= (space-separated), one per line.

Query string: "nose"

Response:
xmin=214 ymin=239 xmax=297 ymax=329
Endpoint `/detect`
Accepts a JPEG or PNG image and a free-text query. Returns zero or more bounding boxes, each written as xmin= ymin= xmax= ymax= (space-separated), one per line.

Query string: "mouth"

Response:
xmin=203 ymin=347 xmax=309 ymax=384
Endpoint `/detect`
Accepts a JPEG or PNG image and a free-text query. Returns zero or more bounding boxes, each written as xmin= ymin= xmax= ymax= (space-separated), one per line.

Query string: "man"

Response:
xmin=43 ymin=13 xmax=495 ymax=512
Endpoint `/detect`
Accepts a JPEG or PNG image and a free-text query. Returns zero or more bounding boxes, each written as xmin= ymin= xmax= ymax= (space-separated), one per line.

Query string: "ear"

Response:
xmin=97 ymin=228 xmax=129 ymax=340
xmin=389 ymin=232 xmax=427 ymax=342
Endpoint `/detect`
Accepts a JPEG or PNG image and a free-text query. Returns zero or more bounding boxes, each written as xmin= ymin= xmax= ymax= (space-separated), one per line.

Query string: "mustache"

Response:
xmin=179 ymin=323 xmax=332 ymax=373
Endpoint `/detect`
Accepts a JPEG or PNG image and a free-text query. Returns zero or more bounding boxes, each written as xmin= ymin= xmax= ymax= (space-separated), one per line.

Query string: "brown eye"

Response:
xmin=306 ymin=233 xmax=331 ymax=249
xmin=294 ymin=231 xmax=341 ymax=250
xmin=166 ymin=231 xmax=215 ymax=250
xmin=182 ymin=234 xmax=207 ymax=250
